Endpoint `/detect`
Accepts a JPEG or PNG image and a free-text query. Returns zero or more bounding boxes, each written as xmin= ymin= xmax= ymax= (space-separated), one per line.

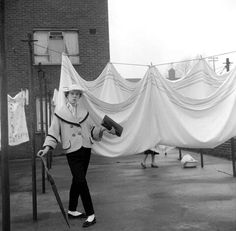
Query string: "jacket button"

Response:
xmin=72 ymin=134 xmax=76 ymax=137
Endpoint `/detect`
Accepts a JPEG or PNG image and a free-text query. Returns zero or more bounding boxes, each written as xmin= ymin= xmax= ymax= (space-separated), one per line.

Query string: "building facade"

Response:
xmin=4 ymin=0 xmax=110 ymax=159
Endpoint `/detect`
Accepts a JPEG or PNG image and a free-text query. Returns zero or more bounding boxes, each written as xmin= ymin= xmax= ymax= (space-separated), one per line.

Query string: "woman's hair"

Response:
xmin=64 ymin=91 xmax=69 ymax=97
xmin=64 ymin=91 xmax=82 ymax=98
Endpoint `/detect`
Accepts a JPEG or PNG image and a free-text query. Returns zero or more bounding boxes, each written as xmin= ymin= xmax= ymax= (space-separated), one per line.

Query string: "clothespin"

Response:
xmin=148 ymin=62 xmax=153 ymax=68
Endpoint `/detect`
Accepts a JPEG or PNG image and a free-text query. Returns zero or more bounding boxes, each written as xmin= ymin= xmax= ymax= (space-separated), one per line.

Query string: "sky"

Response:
xmin=108 ymin=0 xmax=236 ymax=78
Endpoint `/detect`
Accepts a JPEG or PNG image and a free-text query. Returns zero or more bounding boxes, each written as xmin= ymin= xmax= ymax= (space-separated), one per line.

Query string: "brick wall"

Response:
xmin=182 ymin=139 xmax=234 ymax=160
xmin=205 ymin=139 xmax=234 ymax=160
xmin=5 ymin=0 xmax=110 ymax=159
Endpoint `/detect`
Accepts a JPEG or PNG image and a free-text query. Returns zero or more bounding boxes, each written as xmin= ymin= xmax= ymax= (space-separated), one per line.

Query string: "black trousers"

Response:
xmin=66 ymin=147 xmax=94 ymax=216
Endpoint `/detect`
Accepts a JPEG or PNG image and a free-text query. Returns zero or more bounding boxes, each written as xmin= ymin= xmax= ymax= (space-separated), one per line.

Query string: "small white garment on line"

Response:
xmin=54 ymin=54 xmax=236 ymax=157
xmin=0 ymin=91 xmax=29 ymax=148
xmin=8 ymin=91 xmax=29 ymax=146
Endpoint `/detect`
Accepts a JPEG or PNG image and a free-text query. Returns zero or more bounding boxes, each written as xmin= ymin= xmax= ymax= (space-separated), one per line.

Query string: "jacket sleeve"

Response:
xmin=86 ymin=115 xmax=103 ymax=142
xmin=43 ymin=115 xmax=61 ymax=149
xmin=91 ymin=126 xmax=103 ymax=141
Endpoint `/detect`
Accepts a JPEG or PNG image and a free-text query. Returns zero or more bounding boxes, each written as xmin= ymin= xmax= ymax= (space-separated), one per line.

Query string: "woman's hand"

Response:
xmin=99 ymin=126 xmax=116 ymax=137
xmin=37 ymin=146 xmax=50 ymax=157
xmin=98 ymin=127 xmax=106 ymax=139
xmin=107 ymin=126 xmax=116 ymax=135
xmin=100 ymin=127 xmax=107 ymax=133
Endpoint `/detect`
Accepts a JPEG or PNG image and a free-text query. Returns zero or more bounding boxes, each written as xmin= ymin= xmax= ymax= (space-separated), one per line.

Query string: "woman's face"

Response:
xmin=67 ymin=90 xmax=82 ymax=105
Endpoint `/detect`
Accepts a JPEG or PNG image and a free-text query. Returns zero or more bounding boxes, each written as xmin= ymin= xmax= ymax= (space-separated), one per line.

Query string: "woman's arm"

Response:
xmin=37 ymin=145 xmax=51 ymax=157
xmin=37 ymin=115 xmax=61 ymax=156
xmin=91 ymin=126 xmax=105 ymax=141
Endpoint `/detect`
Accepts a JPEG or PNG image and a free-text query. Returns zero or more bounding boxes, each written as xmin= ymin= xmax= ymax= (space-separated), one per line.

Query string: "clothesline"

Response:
xmin=33 ymin=43 xmax=236 ymax=67
xmin=110 ymin=62 xmax=149 ymax=67
xmin=154 ymin=51 xmax=236 ymax=66
xmin=57 ymin=55 xmax=236 ymax=157
xmin=34 ymin=43 xmax=62 ymax=55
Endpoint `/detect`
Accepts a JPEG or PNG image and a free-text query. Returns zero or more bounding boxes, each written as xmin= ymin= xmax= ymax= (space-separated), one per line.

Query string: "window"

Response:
xmin=33 ymin=29 xmax=80 ymax=65
xmin=36 ymin=97 xmax=54 ymax=132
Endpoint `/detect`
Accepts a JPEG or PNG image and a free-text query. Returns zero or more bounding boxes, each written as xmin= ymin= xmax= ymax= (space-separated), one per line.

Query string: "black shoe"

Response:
xmin=68 ymin=213 xmax=87 ymax=219
xmin=141 ymin=162 xmax=146 ymax=169
xmin=151 ymin=163 xmax=158 ymax=168
xmin=82 ymin=217 xmax=96 ymax=228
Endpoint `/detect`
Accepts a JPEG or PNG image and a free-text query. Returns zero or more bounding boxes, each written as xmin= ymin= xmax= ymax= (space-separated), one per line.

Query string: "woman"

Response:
xmin=141 ymin=148 xmax=159 ymax=169
xmin=37 ymin=84 xmax=114 ymax=228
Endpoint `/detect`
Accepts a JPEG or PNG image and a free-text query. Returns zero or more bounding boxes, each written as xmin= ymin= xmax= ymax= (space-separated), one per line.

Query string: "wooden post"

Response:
xmin=21 ymin=33 xmax=38 ymax=220
xmin=0 ymin=0 xmax=11 ymax=230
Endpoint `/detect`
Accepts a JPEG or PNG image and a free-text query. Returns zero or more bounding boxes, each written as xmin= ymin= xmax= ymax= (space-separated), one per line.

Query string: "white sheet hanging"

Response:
xmin=166 ymin=59 xmax=228 ymax=99
xmin=55 ymin=54 xmax=236 ymax=157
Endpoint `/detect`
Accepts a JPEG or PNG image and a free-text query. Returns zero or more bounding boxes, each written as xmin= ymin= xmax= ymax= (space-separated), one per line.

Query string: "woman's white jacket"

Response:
xmin=43 ymin=104 xmax=102 ymax=154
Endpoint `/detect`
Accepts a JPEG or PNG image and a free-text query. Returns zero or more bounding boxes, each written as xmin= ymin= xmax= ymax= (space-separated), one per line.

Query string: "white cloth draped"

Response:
xmin=55 ymin=54 xmax=236 ymax=157
xmin=0 ymin=91 xmax=29 ymax=149
xmin=8 ymin=91 xmax=29 ymax=146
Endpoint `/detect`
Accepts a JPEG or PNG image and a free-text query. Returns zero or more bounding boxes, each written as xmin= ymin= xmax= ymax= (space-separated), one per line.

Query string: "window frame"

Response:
xmin=35 ymin=96 xmax=54 ymax=133
xmin=33 ymin=28 xmax=80 ymax=65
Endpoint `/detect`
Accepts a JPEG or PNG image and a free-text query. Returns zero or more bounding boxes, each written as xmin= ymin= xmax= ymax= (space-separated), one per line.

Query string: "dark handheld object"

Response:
xmin=40 ymin=156 xmax=70 ymax=228
xmin=144 ymin=150 xmax=159 ymax=155
xmin=101 ymin=115 xmax=123 ymax=137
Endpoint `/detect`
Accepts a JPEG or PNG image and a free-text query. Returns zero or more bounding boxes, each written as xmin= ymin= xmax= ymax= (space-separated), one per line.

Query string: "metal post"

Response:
xmin=38 ymin=64 xmax=46 ymax=193
xmin=48 ymin=91 xmax=52 ymax=126
xmin=47 ymin=90 xmax=53 ymax=169
xmin=224 ymin=58 xmax=236 ymax=177
xmin=44 ymin=74 xmax=48 ymax=136
xmin=0 ymin=0 xmax=11 ymax=230
xmin=21 ymin=33 xmax=38 ymax=220
xmin=200 ymin=150 xmax=204 ymax=168
xmin=44 ymin=75 xmax=50 ymax=169
xmin=230 ymin=137 xmax=236 ymax=177
xmin=178 ymin=148 xmax=182 ymax=160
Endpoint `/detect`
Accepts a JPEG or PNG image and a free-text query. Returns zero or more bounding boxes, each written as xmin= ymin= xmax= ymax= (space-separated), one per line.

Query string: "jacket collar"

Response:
xmin=55 ymin=104 xmax=89 ymax=125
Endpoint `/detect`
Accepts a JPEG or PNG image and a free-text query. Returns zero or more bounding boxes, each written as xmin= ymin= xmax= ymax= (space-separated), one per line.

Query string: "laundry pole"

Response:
xmin=21 ymin=33 xmax=38 ymax=220
xmin=0 ymin=0 xmax=11 ymax=230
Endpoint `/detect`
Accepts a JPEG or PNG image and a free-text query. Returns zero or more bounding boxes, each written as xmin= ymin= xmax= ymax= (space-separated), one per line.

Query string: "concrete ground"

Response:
xmin=0 ymin=148 xmax=236 ymax=231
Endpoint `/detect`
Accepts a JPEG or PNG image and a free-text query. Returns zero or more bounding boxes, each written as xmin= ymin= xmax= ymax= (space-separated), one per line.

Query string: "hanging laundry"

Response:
xmin=53 ymin=54 xmax=236 ymax=157
xmin=7 ymin=91 xmax=29 ymax=146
